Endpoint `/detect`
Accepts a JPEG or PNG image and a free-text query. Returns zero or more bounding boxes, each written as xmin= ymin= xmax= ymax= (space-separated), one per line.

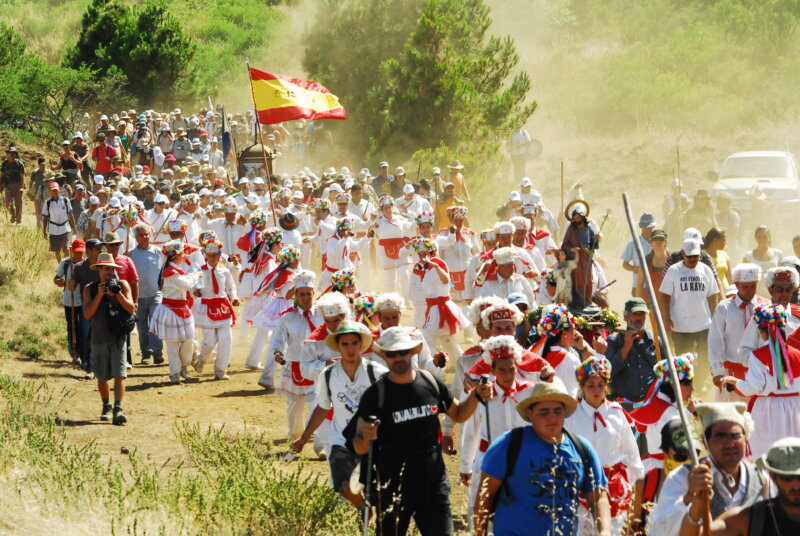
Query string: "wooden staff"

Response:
xmin=246 ymin=59 xmax=278 ymax=226
xmin=68 ymin=245 xmax=78 ymax=365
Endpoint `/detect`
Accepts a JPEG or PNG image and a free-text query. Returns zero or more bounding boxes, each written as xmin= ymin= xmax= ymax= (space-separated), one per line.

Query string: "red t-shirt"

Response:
xmin=114 ymin=255 xmax=139 ymax=284
xmin=92 ymin=144 xmax=118 ymax=173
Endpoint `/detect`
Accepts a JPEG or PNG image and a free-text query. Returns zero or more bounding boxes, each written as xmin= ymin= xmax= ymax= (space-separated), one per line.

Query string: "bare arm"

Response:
xmin=585 ymin=489 xmax=612 ymax=536
xmin=445 ymin=383 xmax=492 ymax=423
xmin=115 ymin=280 xmax=136 ymax=313
xmin=473 ymin=473 xmax=502 ymax=536
xmin=291 ymin=405 xmax=330 ymax=453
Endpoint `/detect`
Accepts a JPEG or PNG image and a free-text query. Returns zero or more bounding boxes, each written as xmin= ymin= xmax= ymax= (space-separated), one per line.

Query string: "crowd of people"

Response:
xmin=2 ymin=107 xmax=800 ymax=536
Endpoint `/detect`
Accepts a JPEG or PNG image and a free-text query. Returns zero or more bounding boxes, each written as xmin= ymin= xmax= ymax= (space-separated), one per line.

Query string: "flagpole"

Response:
xmin=246 ymin=59 xmax=278 ymax=226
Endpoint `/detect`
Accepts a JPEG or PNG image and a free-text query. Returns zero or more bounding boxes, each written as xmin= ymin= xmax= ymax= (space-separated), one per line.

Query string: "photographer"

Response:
xmin=82 ymin=252 xmax=135 ymax=426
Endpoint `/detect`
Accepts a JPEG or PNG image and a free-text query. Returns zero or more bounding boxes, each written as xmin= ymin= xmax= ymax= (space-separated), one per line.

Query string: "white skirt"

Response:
xmin=150 ymin=305 xmax=195 ymax=342
xmin=252 ymin=296 xmax=292 ymax=331
xmin=748 ymin=395 xmax=800 ymax=460
xmin=276 ymin=360 xmax=317 ymax=398
xmin=239 ymin=270 xmax=255 ymax=298
xmin=422 ymin=298 xmax=469 ymax=338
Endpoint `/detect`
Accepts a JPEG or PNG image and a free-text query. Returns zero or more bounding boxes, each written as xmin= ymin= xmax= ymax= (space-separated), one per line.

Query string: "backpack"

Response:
xmin=491 ymin=427 xmax=591 ymax=514
xmin=325 ymin=360 xmax=380 ymax=402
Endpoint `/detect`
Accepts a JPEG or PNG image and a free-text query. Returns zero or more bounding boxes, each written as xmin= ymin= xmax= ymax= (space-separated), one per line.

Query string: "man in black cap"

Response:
xmin=1 ymin=146 xmax=26 ymax=223
xmin=70 ymin=237 xmax=103 ymax=376
xmin=606 ymin=297 xmax=665 ymax=407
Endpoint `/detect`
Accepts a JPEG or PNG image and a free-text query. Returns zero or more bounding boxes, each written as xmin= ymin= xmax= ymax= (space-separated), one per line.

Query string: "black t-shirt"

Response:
xmin=356 ymin=372 xmax=454 ymax=451
xmin=73 ymin=259 xmax=100 ymax=296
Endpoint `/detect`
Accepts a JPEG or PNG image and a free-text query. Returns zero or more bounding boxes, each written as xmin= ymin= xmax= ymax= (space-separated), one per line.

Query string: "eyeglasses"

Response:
xmin=384 ymin=349 xmax=411 ymax=358
xmin=709 ymin=432 xmax=745 ymax=443
xmin=776 ymin=474 xmax=800 ymax=483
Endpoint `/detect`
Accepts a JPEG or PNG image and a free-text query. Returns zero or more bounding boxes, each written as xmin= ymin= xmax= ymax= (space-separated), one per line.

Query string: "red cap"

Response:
xmin=164 ymin=154 xmax=177 ymax=162
xmin=200 ymin=129 xmax=208 ymax=136
xmin=142 ymin=165 xmax=150 ymax=174
xmin=71 ymin=238 xmax=86 ymax=252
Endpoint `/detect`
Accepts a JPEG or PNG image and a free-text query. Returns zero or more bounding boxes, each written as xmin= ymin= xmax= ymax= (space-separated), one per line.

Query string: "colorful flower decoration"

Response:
xmin=162 ymin=239 xmax=184 ymax=258
xmin=275 ymin=188 xmax=292 ymax=201
xmin=263 ymin=227 xmax=283 ymax=246
xmin=312 ymin=198 xmax=331 ymax=211
xmin=575 ymin=356 xmax=612 ymax=383
xmin=480 ymin=228 xmax=496 ymax=242
xmin=542 ymin=268 xmax=556 ymax=286
xmin=249 ymin=208 xmax=268 ymax=227
xmin=336 ymin=217 xmax=354 ymax=232
xmin=181 ymin=193 xmax=199 ymax=205
xmin=414 ymin=237 xmax=438 ymax=253
xmin=537 ymin=304 xmax=575 ymax=339
xmin=353 ymin=292 xmax=379 ymax=320
xmin=753 ymin=303 xmax=787 ymax=330
xmin=480 ymin=335 xmax=523 ymax=365
xmin=447 ymin=205 xmax=468 ymax=219
xmin=378 ymin=195 xmax=394 ymax=208
xmin=335 ymin=193 xmax=351 ymax=204
xmin=198 ymin=230 xmax=218 ymax=246
xmin=167 ymin=219 xmax=187 ymax=234
xmin=519 ymin=202 xmax=540 ymax=216
xmin=203 ymin=240 xmax=223 ymax=255
xmin=654 ymin=353 xmax=695 ymax=383
xmin=119 ymin=205 xmax=139 ymax=221
xmin=277 ymin=244 xmax=300 ymax=264
xmin=416 ymin=211 xmax=435 ymax=225
xmin=222 ymin=200 xmax=238 ymax=213
xmin=332 ymin=267 xmax=356 ymax=288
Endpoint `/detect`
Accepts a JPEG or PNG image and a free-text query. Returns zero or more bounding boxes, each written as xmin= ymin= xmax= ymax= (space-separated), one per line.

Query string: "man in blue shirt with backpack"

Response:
xmin=474 ymin=381 xmax=611 ymax=536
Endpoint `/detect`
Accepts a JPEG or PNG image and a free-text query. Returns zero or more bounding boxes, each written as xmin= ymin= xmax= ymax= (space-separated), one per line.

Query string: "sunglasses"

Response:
xmin=384 ymin=349 xmax=411 ymax=358
xmin=776 ymin=474 xmax=800 ymax=483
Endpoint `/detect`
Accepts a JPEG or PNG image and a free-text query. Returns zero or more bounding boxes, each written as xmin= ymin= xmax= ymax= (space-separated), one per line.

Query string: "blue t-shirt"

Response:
xmin=481 ymin=427 xmax=607 ymax=536
xmin=128 ymin=245 xmax=163 ymax=299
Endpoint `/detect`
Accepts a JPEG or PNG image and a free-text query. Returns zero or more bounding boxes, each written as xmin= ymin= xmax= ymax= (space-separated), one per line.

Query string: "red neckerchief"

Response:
xmin=305 ymin=323 xmax=330 ymax=342
xmin=495 ymin=380 xmax=529 ymax=404
xmin=593 ymin=410 xmax=607 ymax=432
xmin=545 ymin=348 xmax=569 ymax=369
xmin=202 ymin=263 xmax=219 ymax=294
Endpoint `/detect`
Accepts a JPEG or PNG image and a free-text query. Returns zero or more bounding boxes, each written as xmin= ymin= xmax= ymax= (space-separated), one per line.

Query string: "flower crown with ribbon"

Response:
xmin=181 ymin=193 xmax=199 ymax=205
xmin=335 ymin=193 xmax=350 ymax=204
xmin=277 ymin=244 xmax=300 ymax=264
xmin=249 ymin=208 xmax=268 ymax=227
xmin=119 ymin=205 xmax=139 ymax=221
xmin=222 ymin=200 xmax=238 ymax=213
xmin=414 ymin=237 xmax=438 ymax=253
xmin=263 ymin=227 xmax=284 ymax=246
xmin=354 ymin=292 xmax=379 ymax=325
xmin=479 ymin=228 xmax=496 ymax=242
xmin=167 ymin=219 xmax=186 ymax=233
xmin=378 ymin=195 xmax=394 ymax=208
xmin=654 ymin=353 xmax=695 ymax=383
xmin=542 ymin=268 xmax=556 ymax=286
xmin=537 ymin=304 xmax=575 ymax=338
xmin=576 ymin=356 xmax=612 ymax=383
xmin=203 ymin=240 xmax=223 ymax=255
xmin=336 ymin=217 xmax=354 ymax=232
xmin=753 ymin=303 xmax=787 ymax=330
xmin=447 ymin=205 xmax=468 ymax=219
xmin=519 ymin=202 xmax=540 ymax=216
xmin=415 ymin=211 xmax=434 ymax=225
xmin=275 ymin=188 xmax=292 ymax=201
xmin=198 ymin=230 xmax=218 ymax=246
xmin=162 ymin=239 xmax=184 ymax=257
xmin=480 ymin=335 xmax=523 ymax=365
xmin=332 ymin=267 xmax=356 ymax=287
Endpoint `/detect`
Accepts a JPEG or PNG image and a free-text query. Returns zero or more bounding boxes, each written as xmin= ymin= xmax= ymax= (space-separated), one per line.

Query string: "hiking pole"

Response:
xmin=68 ymin=245 xmax=78 ymax=365
xmin=363 ymin=415 xmax=380 ymax=536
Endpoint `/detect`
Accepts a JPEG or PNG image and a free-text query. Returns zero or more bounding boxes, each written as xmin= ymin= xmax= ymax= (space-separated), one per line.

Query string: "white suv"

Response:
xmin=712 ymin=151 xmax=799 ymax=216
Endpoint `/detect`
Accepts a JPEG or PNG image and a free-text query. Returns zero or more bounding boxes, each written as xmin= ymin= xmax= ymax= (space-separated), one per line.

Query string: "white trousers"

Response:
xmin=383 ymin=264 xmax=410 ymax=297
xmin=425 ymin=332 xmax=462 ymax=370
xmin=246 ymin=327 xmax=275 ymax=373
xmin=166 ymin=340 xmax=194 ymax=378
xmin=198 ymin=326 xmax=232 ymax=373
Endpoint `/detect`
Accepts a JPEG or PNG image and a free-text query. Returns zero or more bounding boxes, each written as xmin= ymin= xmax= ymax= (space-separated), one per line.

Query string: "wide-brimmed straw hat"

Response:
xmin=324 ymin=321 xmax=374 ymax=353
xmin=516 ymin=381 xmax=577 ymax=421
xmin=372 ymin=326 xmax=423 ymax=356
xmin=91 ymin=252 xmax=122 ymax=270
xmin=756 ymin=437 xmax=800 ymax=476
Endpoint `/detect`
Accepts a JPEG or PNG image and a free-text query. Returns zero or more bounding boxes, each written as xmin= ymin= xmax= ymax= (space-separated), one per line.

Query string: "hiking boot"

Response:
xmin=100 ymin=403 xmax=113 ymax=421
xmin=112 ymin=407 xmax=127 ymax=426
xmin=214 ymin=371 xmax=230 ymax=380
xmin=153 ymin=355 xmax=165 ymax=365
xmin=194 ymin=359 xmax=205 ymax=374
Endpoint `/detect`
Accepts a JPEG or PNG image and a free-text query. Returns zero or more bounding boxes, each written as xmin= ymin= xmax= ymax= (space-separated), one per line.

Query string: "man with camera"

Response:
xmin=82 ymin=252 xmax=136 ymax=425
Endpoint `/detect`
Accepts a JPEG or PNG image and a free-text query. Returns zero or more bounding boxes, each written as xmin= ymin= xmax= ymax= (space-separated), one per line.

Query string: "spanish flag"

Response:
xmin=249 ymin=67 xmax=346 ymax=124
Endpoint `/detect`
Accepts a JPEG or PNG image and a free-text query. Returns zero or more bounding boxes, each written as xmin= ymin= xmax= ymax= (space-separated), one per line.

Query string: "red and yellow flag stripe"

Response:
xmin=249 ymin=68 xmax=346 ymax=124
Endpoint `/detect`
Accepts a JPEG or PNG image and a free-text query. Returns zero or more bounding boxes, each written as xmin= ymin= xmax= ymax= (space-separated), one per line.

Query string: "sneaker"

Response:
xmin=258 ymin=380 xmax=276 ymax=393
xmin=245 ymin=364 xmax=263 ymax=371
xmin=141 ymin=355 xmax=151 ymax=365
xmin=112 ymin=407 xmax=127 ymax=426
xmin=180 ymin=368 xmax=192 ymax=380
xmin=214 ymin=372 xmax=231 ymax=380
xmin=100 ymin=403 xmax=113 ymax=421
xmin=169 ymin=374 xmax=182 ymax=384
xmin=194 ymin=359 xmax=205 ymax=374
xmin=153 ymin=355 xmax=165 ymax=365
xmin=126 ymin=363 xmax=133 ymax=370
xmin=84 ymin=372 xmax=94 ymax=380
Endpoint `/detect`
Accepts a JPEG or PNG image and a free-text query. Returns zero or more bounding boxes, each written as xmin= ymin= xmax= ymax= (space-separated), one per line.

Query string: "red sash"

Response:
xmin=290 ymin=361 xmax=314 ymax=387
xmin=451 ymin=270 xmax=466 ymax=291
xmin=425 ymin=296 xmax=461 ymax=334
xmin=201 ymin=297 xmax=235 ymax=323
xmin=629 ymin=397 xmax=673 ymax=433
xmin=580 ymin=462 xmax=631 ymax=517
xmin=162 ymin=298 xmax=192 ymax=319
xmin=747 ymin=391 xmax=800 ymax=413
xmin=378 ymin=237 xmax=407 ymax=260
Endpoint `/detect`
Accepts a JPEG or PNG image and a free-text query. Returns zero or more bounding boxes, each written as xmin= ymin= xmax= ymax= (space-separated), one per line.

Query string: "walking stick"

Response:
xmin=68 ymin=246 xmax=78 ymax=365
xmin=363 ymin=415 xmax=380 ymax=536
xmin=480 ymin=374 xmax=491 ymax=444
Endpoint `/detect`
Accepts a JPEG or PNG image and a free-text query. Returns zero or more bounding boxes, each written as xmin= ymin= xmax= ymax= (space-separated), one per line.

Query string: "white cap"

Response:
xmin=108 ymin=198 xmax=121 ymax=208
xmin=73 ymin=132 xmax=83 ymax=139
xmin=213 ymin=188 xmax=226 ymax=197
xmin=330 ymin=183 xmax=344 ymax=194
xmin=731 ymin=263 xmax=761 ymax=283
xmin=683 ymin=227 xmax=703 ymax=243
xmin=201 ymin=154 xmax=210 ymax=162
xmin=100 ymin=114 xmax=108 ymax=121
xmin=238 ymin=178 xmax=250 ymax=185
xmin=283 ymin=178 xmax=294 ymax=188
xmin=198 ymin=188 xmax=212 ymax=197
xmin=293 ymin=191 xmax=303 ymax=200
xmin=93 ymin=175 xmax=105 ymax=184
xmin=252 ymin=177 xmax=265 ymax=185
xmin=520 ymin=177 xmax=533 ymax=187
xmin=402 ymin=183 xmax=415 ymax=195
xmin=509 ymin=191 xmax=521 ymax=202
xmin=432 ymin=167 xmax=441 ymax=175
xmin=343 ymin=178 xmax=354 ymax=190
xmin=682 ymin=239 xmax=702 ymax=256
xmin=88 ymin=196 xmax=100 ymax=204
xmin=395 ymin=166 xmax=405 ymax=175
xmin=154 ymin=194 xmax=168 ymax=204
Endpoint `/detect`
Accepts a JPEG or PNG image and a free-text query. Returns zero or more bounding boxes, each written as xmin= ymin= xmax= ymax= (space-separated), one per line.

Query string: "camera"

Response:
xmin=105 ymin=279 xmax=122 ymax=294
xmin=479 ymin=374 xmax=491 ymax=386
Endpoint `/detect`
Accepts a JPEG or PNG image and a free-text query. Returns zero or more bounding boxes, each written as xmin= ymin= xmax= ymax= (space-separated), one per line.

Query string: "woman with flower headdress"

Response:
xmin=150 ymin=239 xmax=204 ymax=383
xmin=459 ymin=335 xmax=535 ymax=529
xmin=405 ymin=211 xmax=441 ymax=326
xmin=565 ymin=356 xmax=643 ymax=536
xmin=321 ymin=217 xmax=368 ymax=291
xmin=353 ymin=292 xmax=380 ymax=331
xmin=417 ymin=237 xmax=470 ymax=361
xmin=535 ymin=268 xmax=558 ymax=306
xmin=630 ymin=353 xmax=696 ymax=470
xmin=538 ymin=304 xmax=594 ymax=395
xmin=331 ymin=268 xmax=359 ymax=302
xmin=367 ymin=194 xmax=415 ymax=296
xmin=721 ymin=302 xmax=800 ymax=459
xmin=437 ymin=205 xmax=479 ymax=303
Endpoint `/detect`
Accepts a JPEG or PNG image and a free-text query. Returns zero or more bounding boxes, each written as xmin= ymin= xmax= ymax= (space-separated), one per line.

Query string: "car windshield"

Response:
xmin=720 ymin=156 xmax=793 ymax=180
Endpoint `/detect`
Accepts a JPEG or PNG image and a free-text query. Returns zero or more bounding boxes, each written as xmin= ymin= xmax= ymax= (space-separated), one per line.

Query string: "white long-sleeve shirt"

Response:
xmin=565 ymin=399 xmax=644 ymax=484
xmin=475 ymin=273 xmax=535 ymax=308
xmin=708 ymin=295 xmax=761 ymax=377
xmin=373 ymin=216 xmax=415 ymax=268
xmin=437 ymin=227 xmax=479 ymax=272
xmin=324 ymin=233 xmax=368 ymax=271
xmin=203 ymin=218 xmax=247 ymax=256
xmin=177 ymin=209 xmax=200 ymax=244
xmin=195 ymin=263 xmax=237 ymax=328
xmin=267 ymin=306 xmax=322 ymax=363
xmin=145 ymin=207 xmax=178 ymax=244
xmin=299 ymin=325 xmax=340 ymax=381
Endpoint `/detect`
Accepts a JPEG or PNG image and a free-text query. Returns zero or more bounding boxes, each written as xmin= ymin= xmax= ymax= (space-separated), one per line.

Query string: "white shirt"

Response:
xmin=659 ymin=261 xmax=719 ymax=333
xmin=324 ymin=233 xmax=368 ymax=271
xmin=373 ymin=216 xmax=415 ymax=268
xmin=267 ymin=306 xmax=322 ymax=363
xmin=195 ymin=263 xmax=237 ymax=328
xmin=547 ymin=345 xmax=582 ymax=396
xmin=204 ymin=218 xmax=247 ymax=256
xmin=437 ymin=228 xmax=479 ymax=272
xmin=708 ymin=295 xmax=761 ymax=376
xmin=315 ymin=359 xmax=388 ymax=447
xmin=475 ymin=273 xmax=535 ymax=306
xmin=565 ymin=400 xmax=644 ymax=483
xmin=177 ymin=209 xmax=201 ymax=244
xmin=42 ymin=196 xmax=72 ymax=235
xmin=394 ymin=195 xmax=432 ymax=220
xmin=737 ymin=304 xmax=800 ymax=363
xmin=621 ymin=235 xmax=653 ymax=289
xmin=299 ymin=326 xmax=341 ymax=381
xmin=145 ymin=207 xmax=178 ymax=244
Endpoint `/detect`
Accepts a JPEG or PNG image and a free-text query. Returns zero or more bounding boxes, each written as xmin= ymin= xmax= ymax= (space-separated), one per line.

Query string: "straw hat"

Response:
xmin=91 ymin=252 xmax=122 ymax=270
xmin=516 ymin=381 xmax=577 ymax=421
xmin=372 ymin=326 xmax=423 ymax=356
xmin=756 ymin=437 xmax=800 ymax=476
xmin=324 ymin=321 xmax=374 ymax=353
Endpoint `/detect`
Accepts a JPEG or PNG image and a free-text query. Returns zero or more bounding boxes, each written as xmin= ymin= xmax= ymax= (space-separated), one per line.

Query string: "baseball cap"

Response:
xmin=650 ymin=229 xmax=667 ymax=241
xmin=519 ymin=177 xmax=533 ymax=187
xmin=71 ymin=238 xmax=86 ymax=252
xmin=624 ymin=297 xmax=649 ymax=314
xmin=402 ymin=183 xmax=415 ymax=195
xmin=682 ymin=239 xmax=702 ymax=256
